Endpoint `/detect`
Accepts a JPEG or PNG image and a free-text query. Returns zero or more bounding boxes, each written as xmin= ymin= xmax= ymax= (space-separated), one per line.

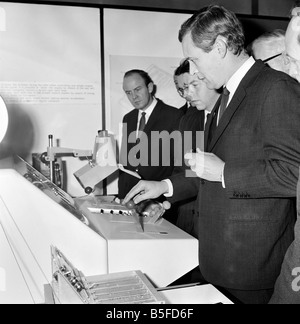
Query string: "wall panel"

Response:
xmin=0 ymin=2 xmax=102 ymax=196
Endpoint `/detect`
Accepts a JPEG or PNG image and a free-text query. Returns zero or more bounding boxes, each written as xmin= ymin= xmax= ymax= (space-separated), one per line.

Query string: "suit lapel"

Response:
xmin=127 ymin=109 xmax=139 ymax=146
xmin=205 ymin=60 xmax=265 ymax=152
xmin=207 ymin=88 xmax=246 ymax=151
xmin=204 ymin=96 xmax=221 ymax=151
xmin=143 ymin=100 xmax=161 ymax=135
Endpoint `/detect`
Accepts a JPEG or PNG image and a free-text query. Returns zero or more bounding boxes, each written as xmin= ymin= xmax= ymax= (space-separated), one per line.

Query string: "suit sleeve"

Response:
xmin=269 ymin=169 xmax=300 ymax=304
xmin=174 ymin=108 xmax=184 ymax=129
xmin=168 ymin=109 xmax=200 ymax=203
xmin=225 ymin=79 xmax=300 ymax=198
xmin=119 ymin=115 xmax=128 ymax=166
xmin=169 ymin=111 xmax=199 ymax=203
xmin=168 ymin=172 xmax=199 ymax=203
xmin=118 ymin=116 xmax=127 ymax=198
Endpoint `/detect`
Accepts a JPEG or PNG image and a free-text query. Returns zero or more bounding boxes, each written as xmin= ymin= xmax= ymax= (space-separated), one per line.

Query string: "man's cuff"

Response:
xmin=221 ymin=165 xmax=226 ymax=188
xmin=162 ymin=179 xmax=173 ymax=197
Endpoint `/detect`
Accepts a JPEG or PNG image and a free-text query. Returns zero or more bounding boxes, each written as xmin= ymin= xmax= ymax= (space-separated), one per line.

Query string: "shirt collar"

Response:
xmin=226 ymin=56 xmax=256 ymax=104
xmin=139 ymin=97 xmax=157 ymax=119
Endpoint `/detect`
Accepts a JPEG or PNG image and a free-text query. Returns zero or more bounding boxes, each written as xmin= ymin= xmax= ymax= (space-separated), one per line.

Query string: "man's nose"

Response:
xmin=132 ymin=91 xmax=138 ymax=99
xmin=185 ymin=93 xmax=192 ymax=102
xmin=186 ymin=85 xmax=194 ymax=96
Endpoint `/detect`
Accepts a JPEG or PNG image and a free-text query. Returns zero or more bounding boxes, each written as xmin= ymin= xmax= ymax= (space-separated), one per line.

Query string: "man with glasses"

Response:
xmin=283 ymin=12 xmax=300 ymax=82
xmin=248 ymin=29 xmax=288 ymax=73
xmin=172 ymin=59 xmax=219 ymax=238
xmin=174 ymin=59 xmax=191 ymax=114
xmin=124 ymin=5 xmax=300 ymax=304
xmin=269 ymin=8 xmax=300 ymax=304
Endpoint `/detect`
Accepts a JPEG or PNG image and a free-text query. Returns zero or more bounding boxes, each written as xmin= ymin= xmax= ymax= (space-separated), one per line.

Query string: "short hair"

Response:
xmin=293 ymin=1 xmax=300 ymax=10
xmin=174 ymin=59 xmax=190 ymax=77
xmin=248 ymin=29 xmax=286 ymax=58
xmin=124 ymin=69 xmax=153 ymax=86
xmin=178 ymin=5 xmax=245 ymax=56
xmin=290 ymin=1 xmax=300 ymax=17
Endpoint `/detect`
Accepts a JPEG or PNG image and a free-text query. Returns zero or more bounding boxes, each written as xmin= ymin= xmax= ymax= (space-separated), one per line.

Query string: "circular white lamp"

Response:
xmin=0 ymin=96 xmax=8 ymax=143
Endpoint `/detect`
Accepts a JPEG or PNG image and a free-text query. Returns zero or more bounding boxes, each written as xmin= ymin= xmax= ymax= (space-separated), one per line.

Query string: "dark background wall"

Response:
xmin=13 ymin=0 xmax=296 ymax=17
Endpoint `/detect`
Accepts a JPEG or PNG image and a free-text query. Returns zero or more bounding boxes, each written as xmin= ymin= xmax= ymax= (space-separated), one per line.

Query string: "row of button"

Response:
xmin=233 ymin=192 xmax=251 ymax=198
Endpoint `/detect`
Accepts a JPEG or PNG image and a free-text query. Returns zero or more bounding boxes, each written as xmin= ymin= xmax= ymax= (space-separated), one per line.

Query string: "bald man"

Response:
xmin=269 ymin=12 xmax=300 ymax=304
xmin=283 ymin=13 xmax=300 ymax=82
xmin=249 ymin=29 xmax=288 ymax=73
xmin=291 ymin=3 xmax=300 ymax=16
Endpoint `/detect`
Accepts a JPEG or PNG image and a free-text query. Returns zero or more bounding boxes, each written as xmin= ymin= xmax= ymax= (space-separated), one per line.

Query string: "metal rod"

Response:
xmin=48 ymin=135 xmax=55 ymax=184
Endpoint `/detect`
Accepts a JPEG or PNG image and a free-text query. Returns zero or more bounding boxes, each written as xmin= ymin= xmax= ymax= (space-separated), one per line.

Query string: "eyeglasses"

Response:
xmin=262 ymin=53 xmax=282 ymax=64
xmin=282 ymin=52 xmax=299 ymax=66
xmin=177 ymin=85 xmax=190 ymax=97
xmin=176 ymin=72 xmax=204 ymax=97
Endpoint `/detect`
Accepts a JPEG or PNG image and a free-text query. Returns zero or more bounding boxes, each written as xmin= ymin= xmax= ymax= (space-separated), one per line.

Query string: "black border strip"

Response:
xmin=100 ymin=7 xmax=106 ymax=131
xmin=99 ymin=7 xmax=107 ymax=195
xmin=6 ymin=1 xmax=290 ymax=20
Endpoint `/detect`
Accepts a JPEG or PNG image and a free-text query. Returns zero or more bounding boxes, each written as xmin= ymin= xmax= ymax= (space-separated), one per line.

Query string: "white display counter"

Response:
xmin=75 ymin=195 xmax=199 ymax=288
xmin=160 ymin=284 xmax=234 ymax=304
xmin=0 ymin=158 xmax=198 ymax=304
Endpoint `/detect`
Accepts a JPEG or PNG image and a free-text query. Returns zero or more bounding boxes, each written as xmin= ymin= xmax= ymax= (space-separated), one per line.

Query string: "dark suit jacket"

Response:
xmin=269 ymin=167 xmax=300 ymax=304
xmin=118 ymin=99 xmax=183 ymax=199
xmin=172 ymin=106 xmax=205 ymax=237
xmin=170 ymin=60 xmax=300 ymax=290
xmin=179 ymin=102 xmax=189 ymax=115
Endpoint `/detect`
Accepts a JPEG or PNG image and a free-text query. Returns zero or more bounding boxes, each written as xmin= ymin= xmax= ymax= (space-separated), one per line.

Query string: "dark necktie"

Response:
xmin=136 ymin=112 xmax=146 ymax=160
xmin=218 ymin=87 xmax=230 ymax=122
xmin=207 ymin=87 xmax=230 ymax=146
xmin=137 ymin=112 xmax=146 ymax=141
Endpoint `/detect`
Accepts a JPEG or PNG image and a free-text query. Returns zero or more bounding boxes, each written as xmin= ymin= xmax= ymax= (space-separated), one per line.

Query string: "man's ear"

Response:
xmin=291 ymin=15 xmax=300 ymax=31
xmin=148 ymin=82 xmax=154 ymax=94
xmin=214 ymin=35 xmax=228 ymax=58
xmin=291 ymin=7 xmax=300 ymax=17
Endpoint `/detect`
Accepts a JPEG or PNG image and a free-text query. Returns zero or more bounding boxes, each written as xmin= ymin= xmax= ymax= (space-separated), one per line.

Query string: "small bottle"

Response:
xmin=93 ymin=130 xmax=116 ymax=166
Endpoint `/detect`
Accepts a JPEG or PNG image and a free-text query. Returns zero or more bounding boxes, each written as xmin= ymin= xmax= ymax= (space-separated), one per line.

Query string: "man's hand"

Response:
xmin=184 ymin=148 xmax=225 ymax=182
xmin=140 ymin=200 xmax=171 ymax=223
xmin=123 ymin=180 xmax=169 ymax=205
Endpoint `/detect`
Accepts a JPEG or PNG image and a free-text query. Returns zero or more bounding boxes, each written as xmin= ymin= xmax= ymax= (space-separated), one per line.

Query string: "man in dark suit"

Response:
xmin=172 ymin=59 xmax=220 ymax=238
xmin=268 ymin=168 xmax=300 ymax=304
xmin=247 ymin=29 xmax=288 ymax=73
xmin=269 ymin=11 xmax=300 ymax=304
xmin=283 ymin=10 xmax=300 ymax=83
xmin=124 ymin=5 xmax=300 ymax=304
xmin=118 ymin=70 xmax=183 ymax=207
xmin=174 ymin=59 xmax=191 ymax=114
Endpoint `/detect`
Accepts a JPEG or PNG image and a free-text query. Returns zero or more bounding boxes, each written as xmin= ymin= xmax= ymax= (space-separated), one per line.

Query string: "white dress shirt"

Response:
xmin=136 ymin=97 xmax=157 ymax=138
xmin=220 ymin=56 xmax=256 ymax=120
xmin=164 ymin=56 xmax=256 ymax=197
